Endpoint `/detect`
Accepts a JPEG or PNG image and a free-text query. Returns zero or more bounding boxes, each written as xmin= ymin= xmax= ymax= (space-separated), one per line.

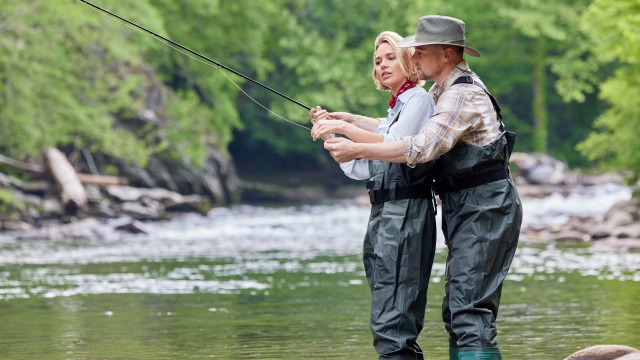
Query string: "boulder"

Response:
xmin=615 ymin=353 xmax=640 ymax=360
xmin=114 ymin=219 xmax=150 ymax=234
xmin=604 ymin=199 xmax=640 ymax=223
xmin=111 ymin=146 xmax=237 ymax=205
xmin=564 ymin=344 xmax=640 ymax=360
xmin=16 ymin=218 xmax=115 ymax=241
xmin=119 ymin=201 xmax=164 ymax=220
xmin=511 ymin=152 xmax=569 ymax=186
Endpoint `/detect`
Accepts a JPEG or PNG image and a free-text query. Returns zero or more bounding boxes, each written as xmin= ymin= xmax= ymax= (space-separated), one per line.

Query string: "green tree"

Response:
xmin=147 ymin=0 xmax=294 ymax=165
xmin=228 ymin=0 xmax=423 ymax=179
xmin=1 ymin=0 xmax=623 ymax=189
xmin=431 ymin=0 xmax=605 ymax=167
xmin=0 ymin=0 xmax=164 ymax=164
xmin=575 ymin=0 xmax=640 ymax=182
xmin=490 ymin=0 xmax=594 ymax=156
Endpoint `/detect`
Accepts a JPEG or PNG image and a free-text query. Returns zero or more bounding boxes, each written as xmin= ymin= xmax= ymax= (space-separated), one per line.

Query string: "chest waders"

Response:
xmin=435 ymin=76 xmax=523 ymax=360
xmin=363 ymin=154 xmax=437 ymax=359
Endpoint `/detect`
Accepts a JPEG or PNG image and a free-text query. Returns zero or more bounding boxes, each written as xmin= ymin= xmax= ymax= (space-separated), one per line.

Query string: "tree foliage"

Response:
xmin=0 ymin=0 xmax=163 ymax=164
xmin=0 ymin=0 xmax=637 ymax=182
xmin=575 ymin=0 xmax=640 ymax=182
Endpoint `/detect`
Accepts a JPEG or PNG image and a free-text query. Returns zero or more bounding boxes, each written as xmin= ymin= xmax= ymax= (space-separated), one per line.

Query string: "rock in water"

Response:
xmin=564 ymin=344 xmax=640 ymax=360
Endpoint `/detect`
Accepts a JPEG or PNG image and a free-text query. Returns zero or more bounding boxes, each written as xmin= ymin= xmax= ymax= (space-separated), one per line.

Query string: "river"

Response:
xmin=0 ymin=183 xmax=638 ymax=359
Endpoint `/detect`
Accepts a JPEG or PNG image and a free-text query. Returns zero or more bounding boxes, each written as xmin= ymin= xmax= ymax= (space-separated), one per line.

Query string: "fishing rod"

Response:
xmin=77 ymin=0 xmax=312 ymax=111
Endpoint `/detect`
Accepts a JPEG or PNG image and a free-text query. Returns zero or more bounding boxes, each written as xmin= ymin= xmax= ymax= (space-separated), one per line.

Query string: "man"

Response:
xmin=322 ymin=16 xmax=523 ymax=360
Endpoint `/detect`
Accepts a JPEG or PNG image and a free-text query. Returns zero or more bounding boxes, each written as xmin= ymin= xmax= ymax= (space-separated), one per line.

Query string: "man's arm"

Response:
xmin=324 ymin=137 xmax=406 ymax=163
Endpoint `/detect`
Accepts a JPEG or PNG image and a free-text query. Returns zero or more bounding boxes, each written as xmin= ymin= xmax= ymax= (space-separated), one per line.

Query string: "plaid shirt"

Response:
xmin=402 ymin=60 xmax=502 ymax=167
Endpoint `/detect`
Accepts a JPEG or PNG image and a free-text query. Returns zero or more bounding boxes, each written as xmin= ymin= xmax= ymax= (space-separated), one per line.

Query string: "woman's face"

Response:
xmin=374 ymin=42 xmax=406 ymax=93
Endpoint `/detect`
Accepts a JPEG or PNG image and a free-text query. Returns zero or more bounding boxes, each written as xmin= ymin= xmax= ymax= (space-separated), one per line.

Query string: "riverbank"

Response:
xmin=1 ymin=152 xmax=639 ymax=251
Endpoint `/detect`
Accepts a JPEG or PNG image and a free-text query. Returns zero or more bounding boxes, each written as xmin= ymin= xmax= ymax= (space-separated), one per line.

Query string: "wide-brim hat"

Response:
xmin=397 ymin=15 xmax=480 ymax=57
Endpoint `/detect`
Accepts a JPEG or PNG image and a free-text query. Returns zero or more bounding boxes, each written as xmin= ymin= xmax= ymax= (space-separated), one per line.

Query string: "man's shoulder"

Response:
xmin=442 ymin=81 xmax=486 ymax=101
xmin=445 ymin=74 xmax=493 ymax=99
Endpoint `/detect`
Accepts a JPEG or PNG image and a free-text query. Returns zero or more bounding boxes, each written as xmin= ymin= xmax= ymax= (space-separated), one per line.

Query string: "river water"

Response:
xmin=0 ymin=184 xmax=639 ymax=359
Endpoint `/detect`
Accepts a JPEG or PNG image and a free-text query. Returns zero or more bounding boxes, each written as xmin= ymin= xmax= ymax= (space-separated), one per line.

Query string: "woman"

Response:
xmin=310 ymin=31 xmax=438 ymax=360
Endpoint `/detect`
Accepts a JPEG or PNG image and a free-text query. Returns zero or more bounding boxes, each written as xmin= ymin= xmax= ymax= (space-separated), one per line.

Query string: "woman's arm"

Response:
xmin=339 ymin=159 xmax=371 ymax=180
xmin=333 ymin=112 xmax=381 ymax=132
xmin=310 ymin=108 xmax=383 ymax=143
xmin=312 ymin=119 xmax=384 ymax=143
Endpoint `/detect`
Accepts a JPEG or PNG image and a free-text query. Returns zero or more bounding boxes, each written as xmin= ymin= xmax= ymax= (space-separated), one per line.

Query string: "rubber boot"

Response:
xmin=449 ymin=347 xmax=459 ymax=360
xmin=458 ymin=349 xmax=502 ymax=360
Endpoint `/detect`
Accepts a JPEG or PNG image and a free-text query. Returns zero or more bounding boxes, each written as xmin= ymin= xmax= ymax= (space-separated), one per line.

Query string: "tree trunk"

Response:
xmin=532 ymin=37 xmax=548 ymax=153
xmin=45 ymin=147 xmax=87 ymax=214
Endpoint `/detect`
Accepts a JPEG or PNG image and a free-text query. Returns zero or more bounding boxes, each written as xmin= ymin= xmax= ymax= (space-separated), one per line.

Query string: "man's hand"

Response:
xmin=323 ymin=137 xmax=360 ymax=163
xmin=325 ymin=138 xmax=408 ymax=164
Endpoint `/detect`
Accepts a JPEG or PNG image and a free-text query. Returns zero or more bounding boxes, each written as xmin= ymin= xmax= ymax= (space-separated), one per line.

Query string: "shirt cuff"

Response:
xmin=383 ymin=132 xmax=398 ymax=143
xmin=402 ymin=136 xmax=417 ymax=168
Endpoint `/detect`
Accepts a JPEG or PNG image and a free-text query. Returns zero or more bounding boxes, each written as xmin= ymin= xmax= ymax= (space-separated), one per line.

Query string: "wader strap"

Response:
xmin=368 ymin=184 xmax=432 ymax=204
xmin=434 ymin=167 xmax=510 ymax=194
xmin=453 ymin=75 xmax=504 ymax=132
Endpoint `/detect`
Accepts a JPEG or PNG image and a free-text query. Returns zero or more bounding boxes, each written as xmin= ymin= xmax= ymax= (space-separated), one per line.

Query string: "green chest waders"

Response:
xmin=363 ymin=158 xmax=437 ymax=360
xmin=435 ymin=76 xmax=523 ymax=360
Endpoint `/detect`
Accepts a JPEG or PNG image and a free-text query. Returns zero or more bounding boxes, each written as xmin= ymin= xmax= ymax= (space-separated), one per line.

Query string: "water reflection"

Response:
xmin=1 ymin=197 xmax=639 ymax=301
xmin=1 ymin=192 xmax=639 ymax=359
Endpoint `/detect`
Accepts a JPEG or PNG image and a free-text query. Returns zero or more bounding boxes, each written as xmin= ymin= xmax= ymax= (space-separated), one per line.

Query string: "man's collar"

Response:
xmin=430 ymin=60 xmax=470 ymax=96
xmin=440 ymin=60 xmax=470 ymax=88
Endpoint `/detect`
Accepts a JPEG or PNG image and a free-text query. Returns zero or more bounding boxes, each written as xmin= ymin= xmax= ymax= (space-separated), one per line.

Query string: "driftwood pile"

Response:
xmin=2 ymin=148 xmax=128 ymax=212
xmin=0 ymin=147 xmax=212 ymax=234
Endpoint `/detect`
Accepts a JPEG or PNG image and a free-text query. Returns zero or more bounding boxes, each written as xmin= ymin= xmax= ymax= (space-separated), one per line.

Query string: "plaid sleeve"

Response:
xmin=403 ymin=88 xmax=479 ymax=167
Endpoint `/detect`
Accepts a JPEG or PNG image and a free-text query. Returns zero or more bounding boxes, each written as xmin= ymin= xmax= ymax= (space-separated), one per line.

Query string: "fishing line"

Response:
xmin=77 ymin=0 xmax=314 ymax=133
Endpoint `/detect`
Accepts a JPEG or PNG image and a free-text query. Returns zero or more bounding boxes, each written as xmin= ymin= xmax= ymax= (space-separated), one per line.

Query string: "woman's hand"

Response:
xmin=311 ymin=119 xmax=348 ymax=141
xmin=310 ymin=106 xmax=330 ymax=125
xmin=310 ymin=106 xmax=356 ymax=141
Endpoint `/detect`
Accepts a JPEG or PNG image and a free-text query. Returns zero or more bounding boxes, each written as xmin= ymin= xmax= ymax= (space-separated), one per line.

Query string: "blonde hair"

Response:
xmin=372 ymin=31 xmax=424 ymax=91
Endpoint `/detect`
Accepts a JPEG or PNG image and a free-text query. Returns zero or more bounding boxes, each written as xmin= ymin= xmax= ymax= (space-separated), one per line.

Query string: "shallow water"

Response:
xmin=0 ymin=186 xmax=639 ymax=359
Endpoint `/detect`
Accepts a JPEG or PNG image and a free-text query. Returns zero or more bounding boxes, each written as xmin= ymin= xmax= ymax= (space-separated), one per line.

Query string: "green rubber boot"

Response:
xmin=449 ymin=347 xmax=459 ymax=360
xmin=458 ymin=349 xmax=502 ymax=360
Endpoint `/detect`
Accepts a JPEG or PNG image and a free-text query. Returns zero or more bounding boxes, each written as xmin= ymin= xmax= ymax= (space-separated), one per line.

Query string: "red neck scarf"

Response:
xmin=388 ymin=80 xmax=417 ymax=108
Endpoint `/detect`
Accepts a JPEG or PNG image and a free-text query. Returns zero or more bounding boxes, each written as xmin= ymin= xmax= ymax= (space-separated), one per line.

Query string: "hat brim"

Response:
xmin=396 ymin=35 xmax=481 ymax=57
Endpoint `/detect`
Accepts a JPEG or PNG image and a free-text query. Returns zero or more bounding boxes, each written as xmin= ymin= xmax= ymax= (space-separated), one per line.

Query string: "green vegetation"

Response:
xmin=0 ymin=0 xmax=638 ymax=182
xmin=575 ymin=0 xmax=640 ymax=182
xmin=0 ymin=188 xmax=25 ymax=218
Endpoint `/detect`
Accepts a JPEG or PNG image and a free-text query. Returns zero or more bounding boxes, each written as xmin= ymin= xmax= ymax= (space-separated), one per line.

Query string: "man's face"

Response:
xmin=411 ymin=44 xmax=444 ymax=81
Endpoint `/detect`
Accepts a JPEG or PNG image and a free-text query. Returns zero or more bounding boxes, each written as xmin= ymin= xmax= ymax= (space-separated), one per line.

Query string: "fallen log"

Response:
xmin=76 ymin=173 xmax=128 ymax=187
xmin=0 ymin=154 xmax=45 ymax=174
xmin=0 ymin=172 xmax=24 ymax=189
xmin=45 ymin=147 xmax=87 ymax=214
